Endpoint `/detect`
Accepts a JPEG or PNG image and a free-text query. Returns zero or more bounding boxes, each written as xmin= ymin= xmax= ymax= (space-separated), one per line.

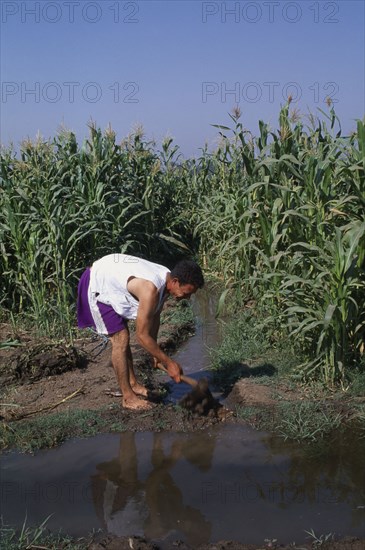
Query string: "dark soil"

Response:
xmin=87 ymin=533 xmax=365 ymax=549
xmin=0 ymin=340 xmax=88 ymax=385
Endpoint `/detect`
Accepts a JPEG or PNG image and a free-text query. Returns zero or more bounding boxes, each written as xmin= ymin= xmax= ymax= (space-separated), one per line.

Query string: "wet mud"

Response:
xmin=0 ymin=340 xmax=88 ymax=385
xmin=0 ymin=300 xmax=198 ymax=423
xmin=178 ymin=377 xmax=222 ymax=416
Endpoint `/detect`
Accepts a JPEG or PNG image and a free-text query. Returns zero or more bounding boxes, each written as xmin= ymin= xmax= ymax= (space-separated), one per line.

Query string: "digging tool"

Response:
xmin=154 ymin=362 xmax=221 ymax=416
xmin=155 ymin=362 xmax=199 ymax=388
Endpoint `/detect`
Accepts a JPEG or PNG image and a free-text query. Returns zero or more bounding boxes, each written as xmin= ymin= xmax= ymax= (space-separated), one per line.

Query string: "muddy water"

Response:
xmin=164 ymin=287 xmax=223 ymax=402
xmin=2 ymin=290 xmax=365 ymax=546
xmin=2 ymin=427 xmax=365 ymax=546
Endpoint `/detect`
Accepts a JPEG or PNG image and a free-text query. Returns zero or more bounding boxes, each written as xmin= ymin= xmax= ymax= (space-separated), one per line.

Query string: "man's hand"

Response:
xmin=153 ymin=357 xmax=161 ymax=370
xmin=154 ymin=358 xmax=183 ymax=383
xmin=166 ymin=359 xmax=183 ymax=383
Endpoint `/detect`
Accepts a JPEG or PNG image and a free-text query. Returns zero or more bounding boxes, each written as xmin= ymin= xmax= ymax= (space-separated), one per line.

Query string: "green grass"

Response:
xmin=0 ymin=408 xmax=125 ymax=453
xmin=235 ymin=401 xmax=349 ymax=443
xmin=350 ymin=403 xmax=365 ymax=439
xmin=0 ymin=517 xmax=90 ymax=550
xmin=347 ymin=369 xmax=365 ymax=396
xmin=275 ymin=401 xmax=344 ymax=442
xmin=213 ymin=309 xmax=365 ymax=442
xmin=210 ymin=309 xmax=299 ymax=394
xmin=304 ymin=528 xmax=335 ymax=547
xmin=160 ymin=299 xmax=195 ymax=328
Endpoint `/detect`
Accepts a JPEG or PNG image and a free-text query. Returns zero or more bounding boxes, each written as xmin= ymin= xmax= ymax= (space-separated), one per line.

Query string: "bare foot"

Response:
xmin=131 ymin=382 xmax=148 ymax=397
xmin=122 ymin=395 xmax=154 ymax=411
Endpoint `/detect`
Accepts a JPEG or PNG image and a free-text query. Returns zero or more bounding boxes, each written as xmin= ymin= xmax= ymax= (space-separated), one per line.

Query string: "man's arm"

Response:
xmin=127 ymin=278 xmax=182 ymax=382
xmin=151 ymin=314 xmax=164 ymax=372
xmin=150 ymin=312 xmax=160 ymax=341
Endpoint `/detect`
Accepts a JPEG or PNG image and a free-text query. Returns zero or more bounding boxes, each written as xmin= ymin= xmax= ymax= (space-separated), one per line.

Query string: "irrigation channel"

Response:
xmin=1 ymin=290 xmax=365 ymax=547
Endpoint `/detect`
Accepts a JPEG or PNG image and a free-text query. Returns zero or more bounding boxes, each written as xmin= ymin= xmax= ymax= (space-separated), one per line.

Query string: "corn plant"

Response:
xmin=192 ymin=105 xmax=365 ymax=383
xmin=0 ymin=126 xmax=192 ymax=337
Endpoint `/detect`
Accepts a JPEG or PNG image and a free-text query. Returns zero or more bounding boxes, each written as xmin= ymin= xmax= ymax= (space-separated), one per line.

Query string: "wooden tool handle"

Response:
xmin=155 ymin=362 xmax=198 ymax=387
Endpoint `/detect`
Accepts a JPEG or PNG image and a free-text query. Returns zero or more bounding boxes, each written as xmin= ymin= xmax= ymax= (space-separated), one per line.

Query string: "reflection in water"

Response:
xmin=91 ymin=432 xmax=215 ymax=545
xmin=92 ymin=433 xmax=146 ymax=536
xmin=87 ymin=427 xmax=365 ymax=544
xmin=264 ymin=431 xmax=365 ymax=527
xmin=1 ymin=425 xmax=365 ymax=544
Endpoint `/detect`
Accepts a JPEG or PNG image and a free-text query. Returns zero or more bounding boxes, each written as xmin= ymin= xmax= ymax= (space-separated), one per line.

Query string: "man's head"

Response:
xmin=166 ymin=260 xmax=204 ymax=300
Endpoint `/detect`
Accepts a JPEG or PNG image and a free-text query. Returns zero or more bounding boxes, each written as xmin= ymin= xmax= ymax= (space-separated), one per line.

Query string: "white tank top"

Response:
xmin=88 ymin=254 xmax=170 ymax=328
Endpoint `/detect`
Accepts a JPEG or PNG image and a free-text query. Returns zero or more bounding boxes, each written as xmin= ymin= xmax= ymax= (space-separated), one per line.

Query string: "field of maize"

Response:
xmin=1 ymin=103 xmax=364 ymax=385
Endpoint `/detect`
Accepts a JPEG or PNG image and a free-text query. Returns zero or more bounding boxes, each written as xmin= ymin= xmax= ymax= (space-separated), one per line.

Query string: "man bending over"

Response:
xmin=77 ymin=254 xmax=204 ymax=410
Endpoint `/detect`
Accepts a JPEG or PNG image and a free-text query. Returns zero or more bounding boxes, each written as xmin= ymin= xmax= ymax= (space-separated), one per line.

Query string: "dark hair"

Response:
xmin=170 ymin=260 xmax=204 ymax=288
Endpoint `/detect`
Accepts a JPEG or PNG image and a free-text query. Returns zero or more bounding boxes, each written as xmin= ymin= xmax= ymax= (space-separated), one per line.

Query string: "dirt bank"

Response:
xmin=81 ymin=533 xmax=365 ymax=549
xmin=0 ymin=300 xmax=231 ymax=437
xmin=1 ymin=306 xmax=364 ymax=444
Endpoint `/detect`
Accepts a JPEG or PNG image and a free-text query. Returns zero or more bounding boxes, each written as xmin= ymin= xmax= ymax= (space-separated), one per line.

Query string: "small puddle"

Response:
xmin=1 ymin=290 xmax=365 ymax=545
xmin=2 ymin=426 xmax=365 ymax=546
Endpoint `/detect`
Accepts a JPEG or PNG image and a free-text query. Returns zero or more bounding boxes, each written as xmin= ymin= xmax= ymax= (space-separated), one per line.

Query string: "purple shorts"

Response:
xmin=77 ymin=268 xmax=126 ymax=335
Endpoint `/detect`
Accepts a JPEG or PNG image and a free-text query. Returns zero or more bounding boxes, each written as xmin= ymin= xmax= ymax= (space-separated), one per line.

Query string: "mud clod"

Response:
xmin=1 ymin=342 xmax=87 ymax=384
xmin=13 ymin=344 xmax=87 ymax=381
xmin=178 ymin=378 xmax=222 ymax=417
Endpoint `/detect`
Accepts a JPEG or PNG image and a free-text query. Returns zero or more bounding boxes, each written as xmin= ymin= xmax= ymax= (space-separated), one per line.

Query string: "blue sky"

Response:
xmin=1 ymin=0 xmax=364 ymax=157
